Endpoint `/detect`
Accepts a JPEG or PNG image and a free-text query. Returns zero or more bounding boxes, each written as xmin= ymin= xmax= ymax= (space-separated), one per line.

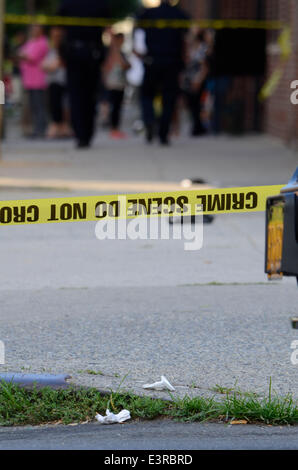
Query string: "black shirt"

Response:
xmin=58 ymin=0 xmax=109 ymax=45
xmin=136 ymin=3 xmax=190 ymax=65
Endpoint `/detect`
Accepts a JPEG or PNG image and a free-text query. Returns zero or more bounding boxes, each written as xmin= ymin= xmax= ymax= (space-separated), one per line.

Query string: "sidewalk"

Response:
xmin=1 ymin=132 xmax=297 ymax=190
xmin=0 ymin=132 xmax=297 ymax=400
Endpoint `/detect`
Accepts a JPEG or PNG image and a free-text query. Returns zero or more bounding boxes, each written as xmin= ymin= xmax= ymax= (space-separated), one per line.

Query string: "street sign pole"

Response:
xmin=0 ymin=0 xmax=5 ymax=160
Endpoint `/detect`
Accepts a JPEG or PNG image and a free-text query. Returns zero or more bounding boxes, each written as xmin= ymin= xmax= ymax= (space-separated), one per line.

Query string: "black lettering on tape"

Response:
xmin=163 ymin=197 xmax=176 ymax=215
xmin=177 ymin=196 xmax=189 ymax=213
xmin=232 ymin=193 xmax=245 ymax=210
xmin=96 ymin=201 xmax=119 ymax=219
xmin=48 ymin=202 xmax=87 ymax=221
xmin=27 ymin=205 xmax=39 ymax=222
xmin=0 ymin=207 xmax=12 ymax=224
xmin=0 ymin=205 xmax=40 ymax=224
xmin=196 ymin=195 xmax=207 ymax=212
xmin=108 ymin=201 xmax=119 ymax=218
xmin=72 ymin=203 xmax=87 ymax=220
xmin=95 ymin=201 xmax=107 ymax=219
xmin=138 ymin=198 xmax=151 ymax=215
xmin=60 ymin=203 xmax=73 ymax=221
xmin=207 ymin=194 xmax=226 ymax=212
xmin=245 ymin=192 xmax=258 ymax=209
xmin=127 ymin=199 xmax=138 ymax=217
xmin=225 ymin=193 xmax=232 ymax=211
xmin=13 ymin=206 xmax=26 ymax=223
xmin=48 ymin=204 xmax=59 ymax=221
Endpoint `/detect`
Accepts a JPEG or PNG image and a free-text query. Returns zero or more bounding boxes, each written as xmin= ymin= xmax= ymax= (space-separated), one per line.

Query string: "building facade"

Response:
xmin=265 ymin=0 xmax=298 ymax=145
xmin=180 ymin=0 xmax=298 ymax=146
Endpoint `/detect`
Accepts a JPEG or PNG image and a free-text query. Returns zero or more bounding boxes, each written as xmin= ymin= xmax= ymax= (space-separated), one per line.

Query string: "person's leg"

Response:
xmin=27 ymin=90 xmax=35 ymax=135
xmin=109 ymin=90 xmax=117 ymax=130
xmin=82 ymin=60 xmax=99 ymax=144
xmin=212 ymin=76 xmax=231 ymax=134
xmin=50 ymin=83 xmax=64 ymax=124
xmin=59 ymin=87 xmax=73 ymax=137
xmin=48 ymin=83 xmax=63 ymax=138
xmin=110 ymin=90 xmax=124 ymax=130
xmin=159 ymin=67 xmax=179 ymax=144
xmin=212 ymin=78 xmax=221 ymax=134
xmin=67 ymin=61 xmax=89 ymax=145
xmin=21 ymin=90 xmax=32 ymax=136
xmin=35 ymin=90 xmax=47 ymax=137
xmin=29 ymin=90 xmax=47 ymax=137
xmin=189 ymin=88 xmax=206 ymax=136
xmin=66 ymin=53 xmax=99 ymax=147
xmin=141 ymin=65 xmax=158 ymax=142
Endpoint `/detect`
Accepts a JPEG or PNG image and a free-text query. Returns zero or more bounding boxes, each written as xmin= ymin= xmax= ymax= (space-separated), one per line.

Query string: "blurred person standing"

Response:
xmin=136 ymin=0 xmax=189 ymax=145
xmin=204 ymin=29 xmax=231 ymax=134
xmin=11 ymin=31 xmax=27 ymax=105
xmin=182 ymin=31 xmax=208 ymax=137
xmin=11 ymin=31 xmax=29 ymax=135
xmin=102 ymin=33 xmax=130 ymax=140
xmin=19 ymin=25 xmax=49 ymax=138
xmin=42 ymin=27 xmax=71 ymax=139
xmin=58 ymin=0 xmax=110 ymax=148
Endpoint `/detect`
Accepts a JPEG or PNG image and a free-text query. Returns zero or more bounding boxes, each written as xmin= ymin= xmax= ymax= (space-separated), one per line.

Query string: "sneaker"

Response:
xmin=76 ymin=140 xmax=90 ymax=149
xmin=110 ymin=130 xmax=128 ymax=140
xmin=145 ymin=125 xmax=154 ymax=143
xmin=159 ymin=135 xmax=170 ymax=146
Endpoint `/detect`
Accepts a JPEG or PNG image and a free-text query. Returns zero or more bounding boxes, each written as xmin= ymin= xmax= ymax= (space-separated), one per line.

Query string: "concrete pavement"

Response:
xmin=0 ymin=132 xmax=297 ymax=402
xmin=1 ymin=132 xmax=297 ymax=188
xmin=0 ymin=133 xmax=297 ymax=401
xmin=1 ymin=421 xmax=298 ymax=450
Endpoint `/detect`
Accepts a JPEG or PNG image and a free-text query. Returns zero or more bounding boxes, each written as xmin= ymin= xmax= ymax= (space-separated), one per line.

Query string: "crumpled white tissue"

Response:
xmin=95 ymin=409 xmax=131 ymax=424
xmin=143 ymin=375 xmax=175 ymax=392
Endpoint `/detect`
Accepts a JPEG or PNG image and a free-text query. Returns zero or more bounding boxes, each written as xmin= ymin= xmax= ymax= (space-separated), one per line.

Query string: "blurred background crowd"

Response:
xmin=1 ymin=0 xmax=298 ymax=149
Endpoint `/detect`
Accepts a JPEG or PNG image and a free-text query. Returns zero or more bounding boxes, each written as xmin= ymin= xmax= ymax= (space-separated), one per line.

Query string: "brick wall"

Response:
xmin=180 ymin=0 xmax=260 ymax=19
xmin=180 ymin=0 xmax=264 ymax=133
xmin=180 ymin=0 xmax=208 ymax=18
xmin=180 ymin=0 xmax=298 ymax=144
xmin=265 ymin=0 xmax=298 ymax=146
xmin=213 ymin=0 xmax=259 ymax=19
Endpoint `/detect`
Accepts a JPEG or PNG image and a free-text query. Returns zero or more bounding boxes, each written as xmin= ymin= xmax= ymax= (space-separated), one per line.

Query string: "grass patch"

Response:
xmin=0 ymin=380 xmax=297 ymax=427
xmin=211 ymin=384 xmax=259 ymax=398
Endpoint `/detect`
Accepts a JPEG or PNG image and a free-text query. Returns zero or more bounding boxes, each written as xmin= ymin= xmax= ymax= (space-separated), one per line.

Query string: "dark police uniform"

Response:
xmin=137 ymin=1 xmax=189 ymax=144
xmin=59 ymin=0 xmax=109 ymax=147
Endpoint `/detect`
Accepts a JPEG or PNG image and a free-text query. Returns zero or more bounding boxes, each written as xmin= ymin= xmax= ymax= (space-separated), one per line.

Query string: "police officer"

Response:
xmin=136 ymin=0 xmax=189 ymax=145
xmin=59 ymin=0 xmax=109 ymax=148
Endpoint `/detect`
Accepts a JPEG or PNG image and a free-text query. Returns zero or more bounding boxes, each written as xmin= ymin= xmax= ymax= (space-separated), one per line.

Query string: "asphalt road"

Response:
xmin=0 ymin=421 xmax=297 ymax=450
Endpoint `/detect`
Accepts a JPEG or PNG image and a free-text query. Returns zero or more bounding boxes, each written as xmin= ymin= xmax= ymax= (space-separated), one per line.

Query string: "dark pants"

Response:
xmin=185 ymin=87 xmax=205 ymax=136
xmin=65 ymin=44 xmax=101 ymax=145
xmin=141 ymin=63 xmax=180 ymax=140
xmin=49 ymin=83 xmax=66 ymax=124
xmin=212 ymin=76 xmax=232 ymax=134
xmin=109 ymin=89 xmax=124 ymax=130
xmin=28 ymin=89 xmax=47 ymax=137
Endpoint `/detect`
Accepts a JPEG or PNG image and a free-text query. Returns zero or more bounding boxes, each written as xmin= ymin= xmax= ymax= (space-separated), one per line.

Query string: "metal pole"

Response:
xmin=0 ymin=0 xmax=6 ymax=160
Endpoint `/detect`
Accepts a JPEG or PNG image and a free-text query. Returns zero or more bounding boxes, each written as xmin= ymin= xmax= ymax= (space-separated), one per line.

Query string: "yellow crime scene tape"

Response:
xmin=0 ymin=185 xmax=283 ymax=226
xmin=4 ymin=14 xmax=285 ymax=30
